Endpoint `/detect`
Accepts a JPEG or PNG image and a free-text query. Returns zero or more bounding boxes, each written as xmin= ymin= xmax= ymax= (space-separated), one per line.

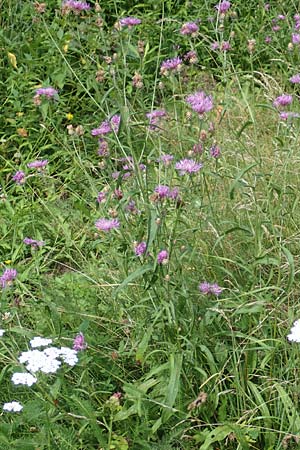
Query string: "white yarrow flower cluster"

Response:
xmin=287 ymin=320 xmax=300 ymax=343
xmin=3 ymin=401 xmax=23 ymax=412
xmin=11 ymin=373 xmax=37 ymax=387
xmin=30 ymin=336 xmax=53 ymax=348
xmin=0 ymin=329 xmax=5 ymax=337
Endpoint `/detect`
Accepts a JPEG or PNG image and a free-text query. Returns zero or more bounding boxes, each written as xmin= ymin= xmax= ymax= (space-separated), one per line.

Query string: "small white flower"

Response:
xmin=3 ymin=401 xmax=23 ymax=412
xmin=287 ymin=320 xmax=300 ymax=343
xmin=59 ymin=347 xmax=78 ymax=366
xmin=30 ymin=337 xmax=52 ymax=348
xmin=11 ymin=372 xmax=37 ymax=387
xmin=0 ymin=329 xmax=5 ymax=337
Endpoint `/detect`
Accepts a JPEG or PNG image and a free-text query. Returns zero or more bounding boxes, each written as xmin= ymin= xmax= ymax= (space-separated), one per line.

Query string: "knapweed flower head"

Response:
xmin=290 ymin=74 xmax=300 ymax=83
xmin=157 ymin=250 xmax=169 ymax=265
xmin=97 ymin=191 xmax=106 ymax=204
xmin=157 ymin=154 xmax=174 ymax=165
xmin=292 ymin=33 xmax=300 ymax=45
xmin=175 ymin=159 xmax=203 ymax=175
xmin=199 ymin=282 xmax=222 ymax=296
xmin=154 ymin=185 xmax=171 ymax=199
xmin=23 ymin=237 xmax=45 ymax=248
xmin=119 ymin=17 xmax=141 ymax=27
xmin=30 ymin=337 xmax=53 ymax=348
xmin=12 ymin=170 xmax=26 ymax=185
xmin=215 ymin=0 xmax=231 ymax=14
xmin=279 ymin=112 xmax=300 ymax=120
xmin=186 ymin=91 xmax=213 ymax=116
xmin=180 ymin=22 xmax=199 ymax=35
xmin=160 ymin=57 xmax=182 ymax=76
xmin=91 ymin=114 xmax=120 ymax=136
xmin=273 ymin=94 xmax=293 ymax=109
xmin=3 ymin=401 xmax=23 ymax=412
xmin=73 ymin=332 xmax=87 ymax=351
xmin=11 ymin=373 xmax=37 ymax=387
xmin=0 ymin=269 xmax=17 ymax=289
xmin=27 ymin=159 xmax=48 ymax=169
xmin=184 ymin=50 xmax=198 ymax=64
xmin=35 ymin=87 xmax=58 ymax=98
xmin=210 ymin=145 xmax=221 ymax=158
xmin=220 ymin=41 xmax=231 ymax=51
xmin=62 ymin=0 xmax=90 ymax=11
xmin=134 ymin=241 xmax=147 ymax=256
xmin=146 ymin=109 xmax=166 ymax=130
xmin=287 ymin=320 xmax=300 ymax=343
xmin=95 ymin=218 xmax=120 ymax=232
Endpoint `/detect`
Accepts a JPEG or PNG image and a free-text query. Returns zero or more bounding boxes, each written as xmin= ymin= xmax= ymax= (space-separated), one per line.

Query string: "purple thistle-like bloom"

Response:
xmin=279 ymin=112 xmax=300 ymax=120
xmin=119 ymin=17 xmax=141 ymax=27
xmin=157 ymin=154 xmax=174 ymax=165
xmin=199 ymin=282 xmax=222 ymax=296
xmin=180 ymin=22 xmax=199 ymax=35
xmin=23 ymin=238 xmax=45 ymax=247
xmin=215 ymin=0 xmax=231 ymax=14
xmin=160 ymin=57 xmax=182 ymax=75
xmin=175 ymin=159 xmax=203 ymax=175
xmin=292 ymin=33 xmax=300 ymax=45
xmin=27 ymin=159 xmax=48 ymax=169
xmin=184 ymin=50 xmax=198 ymax=64
xmin=98 ymin=139 xmax=109 ymax=156
xmin=73 ymin=332 xmax=87 ymax=351
xmin=211 ymin=41 xmax=219 ymax=51
xmin=290 ymin=74 xmax=300 ymax=83
xmin=134 ymin=241 xmax=147 ymax=256
xmin=265 ymin=36 xmax=272 ymax=44
xmin=97 ymin=191 xmax=106 ymax=203
xmin=12 ymin=170 xmax=26 ymax=185
xmin=155 ymin=185 xmax=171 ymax=199
xmin=63 ymin=0 xmax=90 ymax=11
xmin=186 ymin=91 xmax=213 ymax=116
xmin=35 ymin=87 xmax=58 ymax=98
xmin=95 ymin=218 xmax=120 ymax=232
xmin=146 ymin=109 xmax=166 ymax=130
xmin=157 ymin=250 xmax=169 ymax=264
xmin=273 ymin=94 xmax=293 ymax=109
xmin=91 ymin=114 xmax=120 ymax=136
xmin=220 ymin=41 xmax=231 ymax=51
xmin=210 ymin=145 xmax=221 ymax=158
xmin=0 ymin=269 xmax=17 ymax=289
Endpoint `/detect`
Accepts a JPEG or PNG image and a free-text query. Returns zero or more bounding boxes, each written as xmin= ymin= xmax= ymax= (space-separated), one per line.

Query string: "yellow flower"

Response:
xmin=4 ymin=260 xmax=12 ymax=265
xmin=66 ymin=113 xmax=73 ymax=120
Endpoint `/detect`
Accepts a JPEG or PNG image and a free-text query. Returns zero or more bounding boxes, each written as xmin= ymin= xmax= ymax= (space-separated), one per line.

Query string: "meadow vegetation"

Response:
xmin=1 ymin=0 xmax=300 ymax=448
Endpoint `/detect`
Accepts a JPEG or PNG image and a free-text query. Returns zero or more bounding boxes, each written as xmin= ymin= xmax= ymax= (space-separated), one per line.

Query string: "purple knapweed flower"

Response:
xmin=98 ymin=139 xmax=109 ymax=156
xmin=97 ymin=191 xmax=106 ymax=203
xmin=220 ymin=41 xmax=231 ymax=51
xmin=264 ymin=3 xmax=270 ymax=11
xmin=12 ymin=170 xmax=26 ymax=185
xmin=292 ymin=33 xmax=300 ymax=45
xmin=119 ymin=17 xmax=141 ymax=27
xmin=180 ymin=22 xmax=199 ymax=35
xmin=27 ymin=160 xmax=48 ymax=169
xmin=186 ymin=91 xmax=213 ymax=116
xmin=210 ymin=145 xmax=221 ymax=158
xmin=184 ymin=50 xmax=198 ymax=64
xmin=154 ymin=185 xmax=171 ymax=199
xmin=272 ymin=25 xmax=280 ymax=32
xmin=290 ymin=74 xmax=300 ymax=83
xmin=157 ymin=250 xmax=169 ymax=265
xmin=160 ymin=57 xmax=182 ymax=75
xmin=23 ymin=237 xmax=45 ymax=248
xmin=134 ymin=241 xmax=147 ymax=256
xmin=279 ymin=112 xmax=300 ymax=120
xmin=157 ymin=154 xmax=174 ymax=165
xmin=273 ymin=94 xmax=293 ymax=109
xmin=265 ymin=36 xmax=272 ymax=44
xmin=95 ymin=218 xmax=120 ymax=232
xmin=215 ymin=0 xmax=231 ymax=14
xmin=199 ymin=282 xmax=222 ymax=296
xmin=91 ymin=114 xmax=121 ymax=136
xmin=35 ymin=87 xmax=58 ymax=98
xmin=175 ymin=159 xmax=203 ymax=175
xmin=63 ymin=0 xmax=90 ymax=11
xmin=146 ymin=109 xmax=166 ymax=130
xmin=0 ymin=269 xmax=17 ymax=289
xmin=211 ymin=41 xmax=219 ymax=51
xmin=277 ymin=14 xmax=285 ymax=20
xmin=73 ymin=332 xmax=87 ymax=351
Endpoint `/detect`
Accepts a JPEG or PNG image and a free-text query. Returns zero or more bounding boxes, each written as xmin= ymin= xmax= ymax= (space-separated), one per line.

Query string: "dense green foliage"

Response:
xmin=1 ymin=1 xmax=300 ymax=449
